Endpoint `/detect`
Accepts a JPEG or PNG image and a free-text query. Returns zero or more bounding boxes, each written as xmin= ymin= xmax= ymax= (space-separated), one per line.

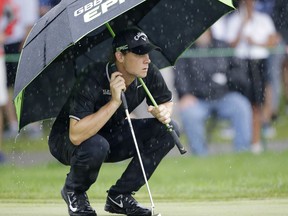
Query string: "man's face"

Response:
xmin=122 ymin=52 xmax=151 ymax=78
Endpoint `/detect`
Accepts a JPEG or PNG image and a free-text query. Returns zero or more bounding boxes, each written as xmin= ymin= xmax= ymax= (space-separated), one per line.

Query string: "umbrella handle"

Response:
xmin=138 ymin=78 xmax=187 ymax=155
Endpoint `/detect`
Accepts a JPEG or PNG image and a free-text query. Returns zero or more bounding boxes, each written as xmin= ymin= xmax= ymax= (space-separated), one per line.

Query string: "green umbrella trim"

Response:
xmin=14 ymin=90 xmax=23 ymax=131
xmin=218 ymin=0 xmax=235 ymax=8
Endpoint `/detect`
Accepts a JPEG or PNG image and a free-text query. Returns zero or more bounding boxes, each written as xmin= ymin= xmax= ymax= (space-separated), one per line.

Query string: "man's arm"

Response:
xmin=69 ymin=72 xmax=125 ymax=145
xmin=69 ymin=100 xmax=120 ymax=145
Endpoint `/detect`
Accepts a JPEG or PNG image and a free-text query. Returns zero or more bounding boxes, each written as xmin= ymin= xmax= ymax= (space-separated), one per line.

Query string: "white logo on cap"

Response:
xmin=134 ymin=32 xmax=148 ymax=41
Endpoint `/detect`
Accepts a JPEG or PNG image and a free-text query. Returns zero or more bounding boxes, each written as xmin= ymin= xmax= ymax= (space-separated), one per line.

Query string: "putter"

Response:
xmin=110 ymin=62 xmax=161 ymax=216
xmin=121 ymin=92 xmax=161 ymax=216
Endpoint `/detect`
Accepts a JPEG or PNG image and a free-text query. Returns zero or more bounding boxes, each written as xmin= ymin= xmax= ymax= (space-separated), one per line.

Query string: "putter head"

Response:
xmin=151 ymin=207 xmax=161 ymax=216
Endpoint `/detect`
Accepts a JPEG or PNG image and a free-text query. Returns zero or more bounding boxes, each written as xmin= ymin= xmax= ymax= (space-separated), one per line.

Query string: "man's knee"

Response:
xmin=77 ymin=135 xmax=110 ymax=164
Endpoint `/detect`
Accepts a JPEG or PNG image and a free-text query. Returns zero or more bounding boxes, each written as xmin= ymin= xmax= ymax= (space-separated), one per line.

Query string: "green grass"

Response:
xmin=1 ymin=151 xmax=288 ymax=203
xmin=1 ymin=129 xmax=288 ymax=215
xmin=2 ymin=200 xmax=288 ymax=216
xmin=3 ymin=136 xmax=49 ymax=153
xmin=1 ymin=200 xmax=288 ymax=216
xmin=1 ymin=114 xmax=288 ymax=203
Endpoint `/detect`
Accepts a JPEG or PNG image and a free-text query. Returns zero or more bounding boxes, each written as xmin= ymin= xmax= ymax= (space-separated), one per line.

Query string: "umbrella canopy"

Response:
xmin=14 ymin=0 xmax=235 ymax=130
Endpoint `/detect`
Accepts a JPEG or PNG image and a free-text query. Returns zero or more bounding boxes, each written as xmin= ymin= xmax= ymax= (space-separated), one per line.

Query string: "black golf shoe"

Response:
xmin=61 ymin=187 xmax=97 ymax=216
xmin=104 ymin=192 xmax=151 ymax=216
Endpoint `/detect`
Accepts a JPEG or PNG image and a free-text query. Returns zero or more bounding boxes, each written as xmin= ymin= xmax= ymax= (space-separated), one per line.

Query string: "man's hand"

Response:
xmin=110 ymin=72 xmax=126 ymax=105
xmin=148 ymin=104 xmax=171 ymax=124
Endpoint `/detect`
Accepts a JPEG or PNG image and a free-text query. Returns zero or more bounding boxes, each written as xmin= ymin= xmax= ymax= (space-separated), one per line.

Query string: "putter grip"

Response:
xmin=121 ymin=92 xmax=128 ymax=110
xmin=110 ymin=63 xmax=128 ymax=110
xmin=169 ymin=126 xmax=187 ymax=155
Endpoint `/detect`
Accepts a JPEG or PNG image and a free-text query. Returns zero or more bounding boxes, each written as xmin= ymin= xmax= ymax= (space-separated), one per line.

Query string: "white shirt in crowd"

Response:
xmin=226 ymin=9 xmax=276 ymax=59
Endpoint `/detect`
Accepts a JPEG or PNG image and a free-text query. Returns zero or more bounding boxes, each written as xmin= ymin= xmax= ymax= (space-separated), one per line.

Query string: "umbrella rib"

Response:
xmin=25 ymin=8 xmax=68 ymax=48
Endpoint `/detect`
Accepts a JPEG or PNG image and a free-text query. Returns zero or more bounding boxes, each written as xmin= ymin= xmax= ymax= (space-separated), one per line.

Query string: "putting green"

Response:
xmin=1 ymin=199 xmax=287 ymax=216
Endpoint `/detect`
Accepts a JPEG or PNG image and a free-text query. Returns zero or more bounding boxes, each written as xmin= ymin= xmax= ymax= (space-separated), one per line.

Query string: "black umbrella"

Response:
xmin=14 ymin=0 xmax=235 ymax=130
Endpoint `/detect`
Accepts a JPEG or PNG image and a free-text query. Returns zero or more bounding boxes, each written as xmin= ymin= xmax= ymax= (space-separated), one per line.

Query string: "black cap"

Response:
xmin=112 ymin=27 xmax=161 ymax=55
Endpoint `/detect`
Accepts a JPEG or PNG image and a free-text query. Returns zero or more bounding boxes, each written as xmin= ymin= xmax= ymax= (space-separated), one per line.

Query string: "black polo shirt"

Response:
xmin=51 ymin=62 xmax=172 ymax=135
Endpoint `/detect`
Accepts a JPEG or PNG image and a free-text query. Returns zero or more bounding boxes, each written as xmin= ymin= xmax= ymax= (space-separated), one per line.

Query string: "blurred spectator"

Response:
xmin=226 ymin=0 xmax=279 ymax=154
xmin=272 ymin=0 xmax=288 ymax=113
xmin=261 ymin=38 xmax=283 ymax=140
xmin=255 ymin=0 xmax=284 ymax=139
xmin=283 ymin=58 xmax=288 ymax=114
xmin=255 ymin=0 xmax=275 ymax=14
xmin=39 ymin=0 xmax=60 ymax=16
xmin=4 ymin=0 xmax=41 ymax=139
xmin=0 ymin=0 xmax=17 ymax=162
xmin=211 ymin=17 xmax=229 ymax=42
xmin=174 ymin=29 xmax=252 ymax=156
xmin=271 ymin=0 xmax=288 ymax=44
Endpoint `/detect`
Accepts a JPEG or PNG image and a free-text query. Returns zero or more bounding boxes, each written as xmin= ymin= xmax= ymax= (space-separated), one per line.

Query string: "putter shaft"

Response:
xmin=121 ymin=92 xmax=156 ymax=214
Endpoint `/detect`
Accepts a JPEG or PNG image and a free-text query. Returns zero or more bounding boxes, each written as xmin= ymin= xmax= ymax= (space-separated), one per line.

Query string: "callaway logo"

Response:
xmin=67 ymin=194 xmax=78 ymax=212
xmin=134 ymin=32 xmax=148 ymax=41
xmin=108 ymin=195 xmax=124 ymax=208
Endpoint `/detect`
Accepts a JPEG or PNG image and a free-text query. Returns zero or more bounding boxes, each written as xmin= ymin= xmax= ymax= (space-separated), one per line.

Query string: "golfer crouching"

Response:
xmin=48 ymin=27 xmax=179 ymax=216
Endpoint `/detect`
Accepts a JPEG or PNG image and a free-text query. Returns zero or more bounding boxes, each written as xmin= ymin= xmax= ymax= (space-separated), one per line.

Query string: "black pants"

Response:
xmin=48 ymin=118 xmax=178 ymax=194
xmin=242 ymin=59 xmax=268 ymax=105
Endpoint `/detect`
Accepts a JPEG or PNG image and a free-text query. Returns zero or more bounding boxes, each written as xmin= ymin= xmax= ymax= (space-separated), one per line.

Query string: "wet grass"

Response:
xmin=1 ymin=151 xmax=288 ymax=202
xmin=1 ymin=110 xmax=288 ymax=216
xmin=1 ymin=200 xmax=288 ymax=216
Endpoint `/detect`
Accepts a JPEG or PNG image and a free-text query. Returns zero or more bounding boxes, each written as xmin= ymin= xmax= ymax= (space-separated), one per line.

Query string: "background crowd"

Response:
xmin=0 ymin=0 xmax=287 ymax=162
xmin=174 ymin=0 xmax=288 ymax=156
xmin=0 ymin=0 xmax=60 ymax=162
